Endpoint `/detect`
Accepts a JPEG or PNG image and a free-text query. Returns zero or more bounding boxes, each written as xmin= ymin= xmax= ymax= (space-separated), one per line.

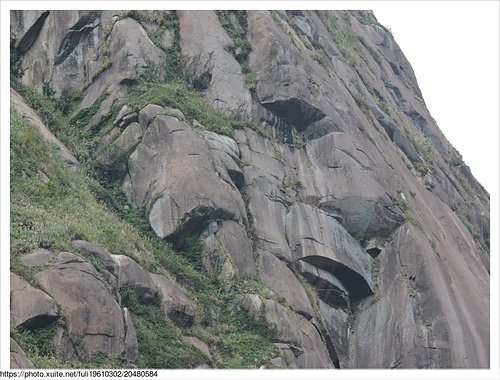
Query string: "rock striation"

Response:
xmin=10 ymin=9 xmax=489 ymax=369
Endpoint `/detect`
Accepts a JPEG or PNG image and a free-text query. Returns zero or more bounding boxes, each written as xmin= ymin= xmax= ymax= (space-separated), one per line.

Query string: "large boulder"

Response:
xmin=287 ymin=203 xmax=373 ymax=299
xmin=257 ymin=251 xmax=314 ymax=319
xmin=202 ymin=220 xmax=257 ymax=282
xmin=243 ymin=296 xmax=333 ymax=368
xmin=203 ymin=131 xmax=244 ymax=188
xmin=150 ymin=273 xmax=195 ymax=327
xmin=110 ymin=254 xmax=157 ymax=303
xmin=124 ymin=115 xmax=247 ymax=245
xmin=36 ymin=252 xmax=125 ymax=361
xmin=10 ymin=272 xmax=58 ymax=329
xmin=178 ymin=10 xmax=253 ymax=113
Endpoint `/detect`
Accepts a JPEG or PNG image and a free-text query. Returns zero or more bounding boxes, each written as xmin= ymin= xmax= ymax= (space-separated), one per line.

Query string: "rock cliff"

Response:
xmin=10 ymin=10 xmax=489 ymax=369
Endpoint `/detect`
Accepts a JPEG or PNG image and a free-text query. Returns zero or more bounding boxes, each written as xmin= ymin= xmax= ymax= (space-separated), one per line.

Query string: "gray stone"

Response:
xmin=163 ymin=107 xmax=186 ymax=122
xmin=181 ymin=336 xmax=212 ymax=360
xmin=161 ymin=29 xmax=175 ymax=49
xmin=178 ymin=10 xmax=253 ymax=113
xmin=204 ymin=131 xmax=244 ymax=188
xmin=37 ymin=170 xmax=49 ymax=183
xmin=110 ymin=254 xmax=157 ymax=303
xmin=202 ymin=220 xmax=257 ymax=283
xmin=261 ymin=299 xmax=333 ymax=368
xmin=257 ymin=250 xmax=314 ymax=319
xmin=138 ymin=104 xmax=164 ymax=127
xmin=115 ymin=122 xmax=143 ymax=152
xmin=36 ymin=252 xmax=125 ymax=361
xmin=123 ymin=308 xmax=139 ymax=361
xmin=20 ymin=248 xmax=53 ymax=267
xmin=72 ymin=240 xmax=116 ymax=275
xmin=10 ymin=272 xmax=58 ymax=329
xmin=150 ymin=273 xmax=195 ymax=327
xmin=10 ymin=338 xmax=36 ymax=369
xmin=127 ymin=115 xmax=247 ymax=244
xmin=287 ymin=202 xmax=373 ymax=299
xmin=114 ymin=105 xmax=134 ymax=126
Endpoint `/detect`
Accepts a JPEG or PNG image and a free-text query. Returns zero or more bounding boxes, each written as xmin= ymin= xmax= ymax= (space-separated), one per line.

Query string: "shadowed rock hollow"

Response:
xmin=10 ymin=9 xmax=489 ymax=369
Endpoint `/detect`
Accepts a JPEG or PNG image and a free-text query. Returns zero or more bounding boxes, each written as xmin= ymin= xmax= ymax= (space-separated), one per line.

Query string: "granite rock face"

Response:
xmin=10 ymin=9 xmax=489 ymax=369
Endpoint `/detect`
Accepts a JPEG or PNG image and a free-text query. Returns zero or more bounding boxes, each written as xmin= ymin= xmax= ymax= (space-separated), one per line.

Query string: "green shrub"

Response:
xmin=317 ymin=11 xmax=363 ymax=67
xmin=127 ymin=81 xmax=238 ymax=136
xmin=244 ymin=73 xmax=257 ymax=90
xmin=215 ymin=11 xmax=252 ymax=70
xmin=69 ymin=91 xmax=108 ymax=129
xmin=310 ymin=51 xmax=325 ymax=66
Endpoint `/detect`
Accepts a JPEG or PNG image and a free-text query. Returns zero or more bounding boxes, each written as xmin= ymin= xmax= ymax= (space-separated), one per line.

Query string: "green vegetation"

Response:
xmin=370 ymin=255 xmax=381 ymax=303
xmin=94 ymin=143 xmax=129 ymax=179
xmin=310 ymin=51 xmax=325 ymax=66
xmin=304 ymin=158 xmax=315 ymax=170
xmin=401 ymin=120 xmax=435 ymax=177
xmin=241 ymin=193 xmax=259 ymax=252
xmin=347 ymin=10 xmax=379 ymax=26
xmin=352 ymin=93 xmax=374 ymax=123
xmin=120 ymin=287 xmax=207 ymax=368
xmin=405 ymin=210 xmax=423 ymax=230
xmin=455 ymin=211 xmax=489 ymax=253
xmin=11 ymin=79 xmax=117 ymax=165
xmin=280 ymin=176 xmax=302 ymax=193
xmin=292 ymin=133 xmax=306 ymax=149
xmin=270 ymin=11 xmax=307 ymax=52
xmin=11 ymin=106 xmax=281 ymax=368
xmin=91 ymin=41 xmax=112 ymax=82
xmin=216 ymin=11 xmax=252 ymax=73
xmin=244 ymin=73 xmax=258 ymax=90
xmin=126 ymin=81 xmax=250 ymax=136
xmin=376 ymin=97 xmax=390 ymax=115
xmin=317 ymin=11 xmax=363 ymax=67
xmin=357 ymin=36 xmax=382 ymax=64
xmin=69 ymin=91 xmax=109 ymax=129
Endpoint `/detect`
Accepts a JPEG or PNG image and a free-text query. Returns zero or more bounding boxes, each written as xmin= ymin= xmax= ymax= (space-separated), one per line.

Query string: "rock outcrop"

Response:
xmin=10 ymin=9 xmax=489 ymax=369
xmin=10 ymin=242 xmax=196 ymax=364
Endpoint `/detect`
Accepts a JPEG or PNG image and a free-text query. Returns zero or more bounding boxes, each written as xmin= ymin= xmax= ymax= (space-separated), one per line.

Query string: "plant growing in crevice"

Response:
xmin=310 ymin=51 xmax=325 ymax=66
xmin=280 ymin=176 xmax=302 ymax=193
xmin=216 ymin=11 xmax=253 ymax=75
xmin=241 ymin=193 xmax=258 ymax=251
xmin=317 ymin=10 xmax=363 ymax=68
xmin=244 ymin=73 xmax=257 ymax=90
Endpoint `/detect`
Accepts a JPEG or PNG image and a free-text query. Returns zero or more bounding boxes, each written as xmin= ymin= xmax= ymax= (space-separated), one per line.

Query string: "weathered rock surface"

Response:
xmin=202 ymin=220 xmax=257 ymax=283
xmin=10 ymin=88 xmax=79 ymax=166
xmin=11 ymin=9 xmax=490 ymax=369
xmin=111 ymin=254 xmax=157 ymax=303
xmin=178 ymin=10 xmax=253 ymax=113
xmin=287 ymin=203 xmax=374 ymax=299
xmin=124 ymin=114 xmax=247 ymax=245
xmin=20 ymin=248 xmax=54 ymax=267
xmin=257 ymin=250 xmax=314 ymax=318
xmin=243 ymin=295 xmax=334 ymax=368
xmin=150 ymin=273 xmax=195 ymax=327
xmin=36 ymin=252 xmax=125 ymax=361
xmin=123 ymin=308 xmax=139 ymax=361
xmin=10 ymin=272 xmax=59 ymax=329
xmin=181 ymin=336 xmax=212 ymax=360
xmin=11 ymin=338 xmax=36 ymax=369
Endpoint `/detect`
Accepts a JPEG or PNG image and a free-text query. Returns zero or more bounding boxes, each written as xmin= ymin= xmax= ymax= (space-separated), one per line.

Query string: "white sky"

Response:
xmin=371 ymin=1 xmax=499 ymax=194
